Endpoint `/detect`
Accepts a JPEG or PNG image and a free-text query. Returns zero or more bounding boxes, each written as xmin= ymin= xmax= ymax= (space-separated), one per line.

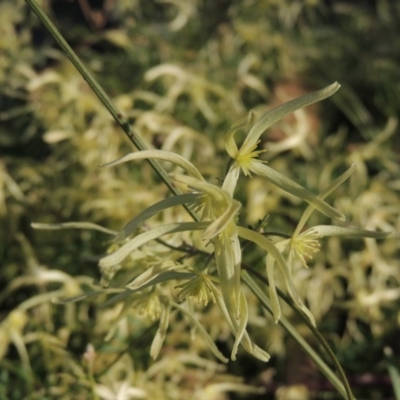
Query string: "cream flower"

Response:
xmin=223 ymin=82 xmax=345 ymax=222
xmin=33 ymin=83 xmax=391 ymax=365
xmin=97 ymin=149 xmax=268 ymax=361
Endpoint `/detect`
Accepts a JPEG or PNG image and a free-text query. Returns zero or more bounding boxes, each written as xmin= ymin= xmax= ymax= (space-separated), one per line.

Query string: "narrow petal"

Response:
xmin=266 ymin=253 xmax=281 ymax=322
xmin=101 ymin=150 xmax=204 ymax=181
xmin=231 ymin=293 xmax=249 ymax=361
xmin=250 ymin=163 xmax=345 ymax=221
xmin=241 ymin=82 xmax=340 ymax=154
xmin=214 ymin=233 xmax=243 ymax=319
xmin=295 ymin=163 xmax=355 ymax=235
xmin=9 ymin=330 xmax=32 ymax=373
xmin=150 ymin=302 xmax=171 ymax=359
xmin=99 ymin=221 xmax=210 ymax=268
xmin=203 ymin=200 xmax=241 ymax=240
xmin=310 ymin=225 xmax=392 ymax=239
xmin=53 ymin=291 xmax=103 ymax=304
xmin=31 ymin=222 xmax=117 ymax=236
xmin=172 ymin=302 xmax=229 ymax=363
xmin=105 ymin=295 xmax=138 ymax=341
xmin=171 ymin=174 xmax=228 ymax=206
xmin=125 ymin=261 xmax=182 ymax=290
xmin=224 ymin=111 xmax=258 ymax=157
xmin=214 ymin=289 xmax=270 ymax=361
xmin=232 ymin=234 xmax=243 ymax=318
xmin=225 ymin=121 xmax=242 ymax=159
xmin=238 ymin=227 xmax=296 ymax=299
xmin=221 ymin=163 xmax=241 ymax=196
xmin=116 ymin=193 xmax=202 ymax=241
xmin=214 ymin=235 xmax=236 ymax=316
xmin=126 ymin=271 xmax=196 ymax=292
xmin=238 ymin=227 xmax=316 ymax=326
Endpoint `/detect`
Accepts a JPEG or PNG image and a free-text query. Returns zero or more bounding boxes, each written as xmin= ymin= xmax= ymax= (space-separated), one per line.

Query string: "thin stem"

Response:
xmin=242 ymin=267 xmax=356 ymax=400
xmin=262 ymin=231 xmax=291 ymax=239
xmin=155 ymin=238 xmax=209 ymax=257
xmin=25 ymin=0 xmax=198 ymax=222
xmin=384 ymin=347 xmax=400 ymax=400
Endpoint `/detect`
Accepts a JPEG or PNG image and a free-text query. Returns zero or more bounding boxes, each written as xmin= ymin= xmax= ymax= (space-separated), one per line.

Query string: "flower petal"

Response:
xmin=241 ymin=82 xmax=340 ymax=154
xmin=96 ymin=273 xmax=196 ymax=309
xmin=214 ymin=234 xmax=236 ymax=314
xmin=171 ymin=174 xmax=229 ymax=207
xmin=238 ymin=227 xmax=316 ymax=325
xmin=116 ymin=193 xmax=202 ymax=241
xmin=172 ymin=302 xmax=229 ymax=363
xmin=31 ymin=222 xmax=117 ymax=236
xmin=221 ymin=163 xmax=241 ymax=196
xmin=101 ymin=149 xmax=204 ymax=181
xmin=225 ymin=111 xmax=257 ymax=159
xmin=250 ymin=163 xmax=345 ymax=221
xmin=231 ymin=292 xmax=249 ymax=360
xmin=99 ymin=221 xmax=210 ymax=269
xmin=150 ymin=301 xmax=171 ymax=359
xmin=295 ymin=163 xmax=355 ymax=235
xmin=214 ymin=288 xmax=270 ymax=361
xmin=266 ymin=253 xmax=281 ymax=322
xmin=203 ymin=200 xmax=241 ymax=240
xmin=125 ymin=261 xmax=183 ymax=290
xmin=309 ymin=225 xmax=392 ymax=239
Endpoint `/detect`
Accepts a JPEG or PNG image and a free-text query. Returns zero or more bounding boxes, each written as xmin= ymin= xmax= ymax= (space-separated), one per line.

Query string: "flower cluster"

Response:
xmin=35 ymin=83 xmax=390 ymax=362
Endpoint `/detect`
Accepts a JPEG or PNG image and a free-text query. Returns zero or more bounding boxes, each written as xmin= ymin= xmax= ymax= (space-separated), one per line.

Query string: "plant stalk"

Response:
xmin=242 ymin=269 xmax=356 ymax=400
xmin=25 ymin=0 xmax=198 ymax=222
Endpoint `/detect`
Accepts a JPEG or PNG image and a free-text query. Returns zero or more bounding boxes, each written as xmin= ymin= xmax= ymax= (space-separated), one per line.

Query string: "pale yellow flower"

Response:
xmin=33 ymin=83 xmax=390 ymax=364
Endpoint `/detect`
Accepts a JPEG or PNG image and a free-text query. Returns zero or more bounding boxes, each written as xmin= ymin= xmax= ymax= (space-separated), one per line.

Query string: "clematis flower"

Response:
xmin=223 ymin=82 xmax=345 ymax=222
xmin=262 ymin=163 xmax=391 ymax=323
xmin=99 ymin=150 xmax=268 ymax=361
xmin=33 ymin=82 xmax=391 ymax=364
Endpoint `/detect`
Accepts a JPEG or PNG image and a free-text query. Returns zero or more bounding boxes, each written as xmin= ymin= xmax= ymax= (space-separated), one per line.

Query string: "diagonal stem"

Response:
xmin=25 ymin=0 xmax=198 ymax=222
xmin=242 ymin=267 xmax=356 ymax=400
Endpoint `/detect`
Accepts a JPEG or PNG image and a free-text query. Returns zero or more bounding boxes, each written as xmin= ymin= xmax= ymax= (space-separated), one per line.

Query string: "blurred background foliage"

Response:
xmin=0 ymin=0 xmax=399 ymax=399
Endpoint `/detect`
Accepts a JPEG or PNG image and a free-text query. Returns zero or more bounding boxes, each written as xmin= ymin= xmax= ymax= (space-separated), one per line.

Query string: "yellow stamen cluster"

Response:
xmin=176 ymin=274 xmax=217 ymax=306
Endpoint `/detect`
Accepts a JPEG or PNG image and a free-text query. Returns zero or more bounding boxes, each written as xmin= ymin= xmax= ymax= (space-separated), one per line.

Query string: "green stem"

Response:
xmin=242 ymin=269 xmax=356 ymax=400
xmin=384 ymin=347 xmax=400 ymax=400
xmin=25 ymin=0 xmax=198 ymax=222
